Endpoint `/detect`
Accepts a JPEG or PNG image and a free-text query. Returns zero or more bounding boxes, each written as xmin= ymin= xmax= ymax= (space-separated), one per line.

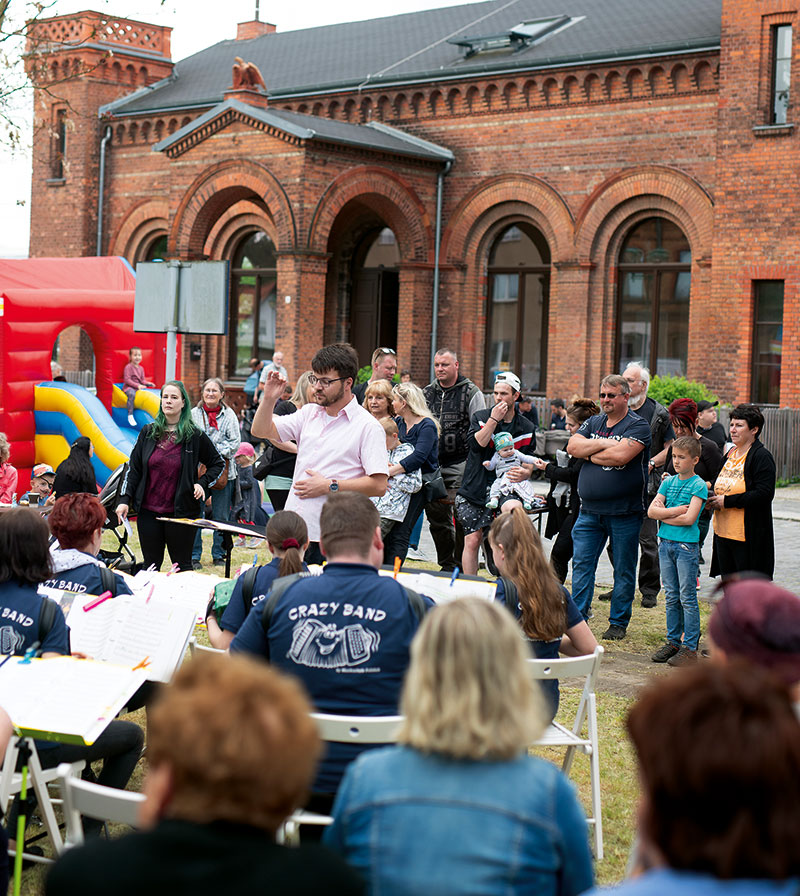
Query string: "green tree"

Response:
xmin=648 ymin=374 xmax=719 ymax=408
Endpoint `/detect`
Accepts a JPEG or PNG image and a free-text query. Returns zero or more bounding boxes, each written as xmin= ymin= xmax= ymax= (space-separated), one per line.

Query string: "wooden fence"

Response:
xmin=750 ymin=407 xmax=800 ymax=481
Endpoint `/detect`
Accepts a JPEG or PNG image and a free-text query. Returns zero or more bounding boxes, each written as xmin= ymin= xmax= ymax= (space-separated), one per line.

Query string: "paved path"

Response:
xmin=414 ymin=484 xmax=800 ymax=698
xmin=417 ymin=483 xmax=800 ymax=597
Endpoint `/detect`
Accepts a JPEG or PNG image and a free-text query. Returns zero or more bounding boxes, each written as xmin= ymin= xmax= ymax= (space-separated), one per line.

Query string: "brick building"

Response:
xmin=23 ymin=0 xmax=797 ymax=406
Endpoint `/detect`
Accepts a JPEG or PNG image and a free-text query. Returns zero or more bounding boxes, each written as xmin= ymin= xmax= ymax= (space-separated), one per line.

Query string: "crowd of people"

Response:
xmin=1 ymin=341 xmax=798 ymax=895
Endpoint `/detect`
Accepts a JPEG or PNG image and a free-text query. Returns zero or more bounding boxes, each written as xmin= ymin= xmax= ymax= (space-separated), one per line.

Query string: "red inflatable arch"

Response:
xmin=0 ymin=257 xmax=170 ymax=471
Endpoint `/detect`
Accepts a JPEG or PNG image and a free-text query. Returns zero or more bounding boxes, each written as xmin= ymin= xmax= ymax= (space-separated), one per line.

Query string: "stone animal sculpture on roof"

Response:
xmin=232 ymin=57 xmax=266 ymax=91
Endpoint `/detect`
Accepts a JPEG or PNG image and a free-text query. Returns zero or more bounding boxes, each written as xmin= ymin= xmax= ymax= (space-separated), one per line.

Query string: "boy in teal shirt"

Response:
xmin=647 ymin=436 xmax=707 ymax=666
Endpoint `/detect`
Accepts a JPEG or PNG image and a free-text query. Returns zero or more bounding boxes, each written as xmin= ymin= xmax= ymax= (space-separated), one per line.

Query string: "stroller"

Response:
xmin=97 ymin=462 xmax=139 ymax=572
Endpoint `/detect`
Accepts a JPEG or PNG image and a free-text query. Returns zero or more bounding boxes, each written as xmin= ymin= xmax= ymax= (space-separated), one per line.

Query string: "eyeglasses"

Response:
xmin=308 ymin=375 xmax=346 ymax=387
xmin=378 ymin=348 xmax=397 ymax=355
xmin=599 ymin=392 xmax=623 ymax=399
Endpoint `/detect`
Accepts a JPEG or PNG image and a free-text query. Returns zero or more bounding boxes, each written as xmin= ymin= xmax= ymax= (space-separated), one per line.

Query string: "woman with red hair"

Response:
xmin=45 ymin=492 xmax=132 ymax=596
xmin=662 ymin=398 xmax=722 ymax=565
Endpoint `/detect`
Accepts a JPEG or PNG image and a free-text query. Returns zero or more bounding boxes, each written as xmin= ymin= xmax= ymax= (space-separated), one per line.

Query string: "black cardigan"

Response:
xmin=543 ymin=455 xmax=585 ymax=539
xmin=710 ymin=438 xmax=776 ymax=579
xmin=121 ymin=425 xmax=224 ymax=519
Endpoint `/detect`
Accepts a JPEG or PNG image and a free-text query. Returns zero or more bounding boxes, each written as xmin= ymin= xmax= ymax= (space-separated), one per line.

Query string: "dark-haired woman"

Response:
xmin=0 ymin=508 xmax=143 ymax=837
xmin=205 ymin=510 xmax=309 ymax=649
xmin=584 ymin=663 xmax=800 ymax=895
xmin=489 ymin=507 xmax=597 ymax=719
xmin=532 ymin=398 xmax=599 ymax=583
xmin=707 ymin=404 xmax=776 ymax=580
xmin=53 ymin=436 xmax=97 ymax=499
xmin=116 ymin=381 xmax=223 ymax=572
xmin=46 ymin=492 xmax=132 ymax=596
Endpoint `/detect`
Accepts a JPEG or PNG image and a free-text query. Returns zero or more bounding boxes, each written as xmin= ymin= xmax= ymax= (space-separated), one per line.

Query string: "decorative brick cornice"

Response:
xmin=161 ymin=107 xmax=304 ymax=159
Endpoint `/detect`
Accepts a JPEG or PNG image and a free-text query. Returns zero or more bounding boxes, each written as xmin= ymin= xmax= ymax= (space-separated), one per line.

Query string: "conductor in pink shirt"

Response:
xmin=252 ymin=343 xmax=388 ymax=564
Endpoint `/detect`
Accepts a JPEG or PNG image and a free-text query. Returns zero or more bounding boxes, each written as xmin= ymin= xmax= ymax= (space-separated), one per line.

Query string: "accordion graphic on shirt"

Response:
xmin=288 ymin=618 xmax=380 ymax=668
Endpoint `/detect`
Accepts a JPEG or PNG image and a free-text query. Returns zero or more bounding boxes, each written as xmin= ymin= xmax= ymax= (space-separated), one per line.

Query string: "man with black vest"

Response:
xmin=423 ymin=348 xmax=486 ymax=571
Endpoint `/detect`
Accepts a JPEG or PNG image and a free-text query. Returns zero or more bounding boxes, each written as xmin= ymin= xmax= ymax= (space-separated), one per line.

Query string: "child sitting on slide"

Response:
xmin=123 ymin=346 xmax=156 ymax=426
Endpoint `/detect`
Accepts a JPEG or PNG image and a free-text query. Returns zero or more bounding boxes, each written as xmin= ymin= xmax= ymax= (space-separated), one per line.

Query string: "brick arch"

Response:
xmin=110 ymin=197 xmax=169 ymax=263
xmin=204 ymin=199 xmax=278 ymax=260
xmin=171 ymin=159 xmax=297 ymax=258
xmin=574 ymin=166 xmax=713 ymax=263
xmin=307 ymin=167 xmax=432 ymax=263
xmin=442 ymin=174 xmax=575 ymax=265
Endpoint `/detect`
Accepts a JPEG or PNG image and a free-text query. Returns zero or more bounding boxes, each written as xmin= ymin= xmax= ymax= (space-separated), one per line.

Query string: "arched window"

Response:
xmin=144 ymin=233 xmax=167 ymax=262
xmin=229 ymin=231 xmax=276 ymax=378
xmin=617 ymin=217 xmax=691 ymax=376
xmin=485 ymin=223 xmax=550 ymax=392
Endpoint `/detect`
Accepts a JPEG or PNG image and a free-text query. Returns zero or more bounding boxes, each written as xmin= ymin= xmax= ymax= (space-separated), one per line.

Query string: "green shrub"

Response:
xmin=356 ymin=366 xmax=401 ymax=385
xmin=648 ymin=375 xmax=719 ymax=408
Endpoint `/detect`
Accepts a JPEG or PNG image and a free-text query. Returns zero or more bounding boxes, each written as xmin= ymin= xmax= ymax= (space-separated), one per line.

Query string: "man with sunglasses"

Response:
xmin=567 ymin=374 xmax=651 ymax=640
xmin=352 ymin=347 xmax=398 ymax=405
xmin=252 ymin=343 xmax=388 ymax=564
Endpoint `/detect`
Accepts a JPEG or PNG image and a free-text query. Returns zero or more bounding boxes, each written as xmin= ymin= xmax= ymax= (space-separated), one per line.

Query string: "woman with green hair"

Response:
xmin=116 ymin=381 xmax=224 ymax=571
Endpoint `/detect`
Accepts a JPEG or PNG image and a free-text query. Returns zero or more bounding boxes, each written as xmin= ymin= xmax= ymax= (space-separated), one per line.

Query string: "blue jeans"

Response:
xmin=192 ymin=480 xmax=234 ymax=562
xmin=571 ymin=510 xmax=642 ymax=627
xmin=659 ymin=538 xmax=700 ymax=650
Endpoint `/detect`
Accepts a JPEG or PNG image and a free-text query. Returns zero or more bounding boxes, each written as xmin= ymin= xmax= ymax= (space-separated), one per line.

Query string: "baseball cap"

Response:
xmin=494 ymin=371 xmax=521 ymax=392
xmin=696 ymin=400 xmax=719 ymax=413
xmin=32 ymin=463 xmax=55 ymax=479
xmin=235 ymin=442 xmax=256 ymax=458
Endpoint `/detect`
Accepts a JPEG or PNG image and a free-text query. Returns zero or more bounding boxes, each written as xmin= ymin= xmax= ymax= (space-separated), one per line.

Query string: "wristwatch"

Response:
xmin=329 ymin=479 xmax=339 ymax=492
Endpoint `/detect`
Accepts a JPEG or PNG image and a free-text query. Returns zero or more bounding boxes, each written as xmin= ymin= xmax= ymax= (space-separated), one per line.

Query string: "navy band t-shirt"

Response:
xmin=576 ymin=410 xmax=651 ymax=515
xmin=220 ymin=557 xmax=309 ymax=635
xmin=231 ymin=562 xmax=432 ymax=794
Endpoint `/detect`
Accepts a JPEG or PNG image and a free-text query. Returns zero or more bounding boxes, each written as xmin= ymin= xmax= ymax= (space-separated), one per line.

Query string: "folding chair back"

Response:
xmin=279 ymin=713 xmax=403 ymax=845
xmin=188 ymin=637 xmax=226 ymax=658
xmin=57 ymin=763 xmax=145 ymax=849
xmin=527 ymin=646 xmax=604 ymax=860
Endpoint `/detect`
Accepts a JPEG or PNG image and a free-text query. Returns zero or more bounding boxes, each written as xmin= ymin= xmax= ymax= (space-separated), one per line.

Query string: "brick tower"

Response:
xmin=25 ymin=11 xmax=173 ymax=257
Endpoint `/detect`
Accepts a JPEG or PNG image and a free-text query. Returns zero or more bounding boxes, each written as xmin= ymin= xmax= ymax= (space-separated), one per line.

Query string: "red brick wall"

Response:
xmin=34 ymin=8 xmax=799 ymax=405
xmin=708 ymin=0 xmax=800 ymax=406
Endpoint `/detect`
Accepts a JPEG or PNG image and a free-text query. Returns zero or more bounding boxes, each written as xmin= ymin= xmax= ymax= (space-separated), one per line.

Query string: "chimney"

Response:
xmin=237 ymin=21 xmax=276 ymax=40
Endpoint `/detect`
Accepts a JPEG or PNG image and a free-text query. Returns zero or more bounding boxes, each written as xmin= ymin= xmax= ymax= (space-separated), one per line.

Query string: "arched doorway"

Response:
xmin=52 ymin=325 xmax=96 ymax=391
xmin=616 ymin=217 xmax=691 ymax=376
xmin=485 ymin=223 xmax=551 ymax=392
xmin=228 ymin=230 xmax=277 ymax=378
xmin=350 ymin=227 xmax=399 ymax=366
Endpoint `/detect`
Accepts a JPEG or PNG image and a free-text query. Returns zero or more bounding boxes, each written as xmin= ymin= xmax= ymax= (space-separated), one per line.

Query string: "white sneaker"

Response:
xmin=246 ymin=538 xmax=261 ymax=549
xmin=406 ymin=548 xmax=427 ymax=562
xmin=128 ymin=414 xmax=137 ymax=426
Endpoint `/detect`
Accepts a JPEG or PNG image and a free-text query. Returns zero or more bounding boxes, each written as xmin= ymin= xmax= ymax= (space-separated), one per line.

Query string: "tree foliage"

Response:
xmin=648 ymin=374 xmax=720 ymax=408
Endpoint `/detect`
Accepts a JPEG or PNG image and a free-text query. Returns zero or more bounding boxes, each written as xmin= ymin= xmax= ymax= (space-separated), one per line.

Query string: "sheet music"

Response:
xmin=65 ymin=593 xmax=196 ymax=683
xmin=378 ymin=569 xmax=498 ymax=605
xmin=0 ymin=657 xmax=147 ymax=744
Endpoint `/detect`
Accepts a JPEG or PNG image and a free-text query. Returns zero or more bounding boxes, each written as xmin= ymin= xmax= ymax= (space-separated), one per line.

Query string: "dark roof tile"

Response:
xmin=107 ymin=0 xmax=721 ymax=115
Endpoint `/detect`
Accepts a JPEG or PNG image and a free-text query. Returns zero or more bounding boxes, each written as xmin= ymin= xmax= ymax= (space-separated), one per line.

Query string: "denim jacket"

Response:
xmin=324 ymin=745 xmax=594 ymax=896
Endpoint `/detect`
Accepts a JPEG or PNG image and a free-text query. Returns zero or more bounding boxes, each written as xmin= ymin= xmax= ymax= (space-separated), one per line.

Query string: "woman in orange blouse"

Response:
xmin=707 ymin=405 xmax=776 ymax=579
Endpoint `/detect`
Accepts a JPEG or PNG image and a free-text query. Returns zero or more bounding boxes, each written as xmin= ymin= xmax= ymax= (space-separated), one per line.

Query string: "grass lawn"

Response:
xmin=15 ymin=528 xmax=714 ymax=892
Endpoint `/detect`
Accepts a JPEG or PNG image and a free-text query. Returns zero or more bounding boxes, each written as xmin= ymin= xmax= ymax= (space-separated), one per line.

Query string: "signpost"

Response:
xmin=134 ymin=260 xmax=229 ymax=381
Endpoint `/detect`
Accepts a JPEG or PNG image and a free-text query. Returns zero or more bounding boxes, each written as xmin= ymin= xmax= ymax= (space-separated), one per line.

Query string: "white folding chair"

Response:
xmin=57 ymin=763 xmax=145 ymax=849
xmin=188 ymin=636 xmax=226 ymax=657
xmin=279 ymin=713 xmax=403 ymax=845
xmin=0 ymin=737 xmax=84 ymax=862
xmin=528 ymin=646 xmax=604 ymax=860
